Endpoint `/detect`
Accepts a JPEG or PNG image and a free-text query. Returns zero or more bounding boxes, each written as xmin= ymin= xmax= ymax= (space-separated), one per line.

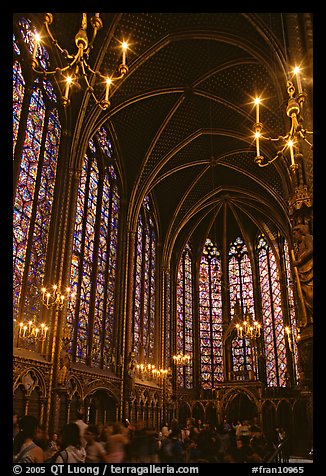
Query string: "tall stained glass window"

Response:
xmin=13 ymin=17 xmax=61 ymax=327
xmin=165 ymin=272 xmax=171 ymax=371
xmin=228 ymin=237 xmax=256 ymax=376
xmin=283 ymin=239 xmax=300 ymax=383
xmin=199 ymin=238 xmax=223 ymax=388
xmin=176 ymin=244 xmax=193 ymax=388
xmin=132 ymin=196 xmax=157 ymax=364
xmin=257 ymin=234 xmax=287 ymax=386
xmin=67 ymin=128 xmax=120 ymax=367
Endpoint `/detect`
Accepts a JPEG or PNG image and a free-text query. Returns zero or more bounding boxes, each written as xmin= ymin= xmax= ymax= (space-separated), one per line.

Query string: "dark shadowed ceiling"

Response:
xmin=20 ymin=12 xmax=313 ymax=266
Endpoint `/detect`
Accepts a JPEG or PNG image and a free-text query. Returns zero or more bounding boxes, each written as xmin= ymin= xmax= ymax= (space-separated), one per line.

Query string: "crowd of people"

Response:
xmin=13 ymin=410 xmax=289 ymax=464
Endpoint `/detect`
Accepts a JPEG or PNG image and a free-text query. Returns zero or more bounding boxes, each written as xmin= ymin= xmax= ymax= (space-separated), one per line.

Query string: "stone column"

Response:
xmin=121 ymin=230 xmax=136 ymax=420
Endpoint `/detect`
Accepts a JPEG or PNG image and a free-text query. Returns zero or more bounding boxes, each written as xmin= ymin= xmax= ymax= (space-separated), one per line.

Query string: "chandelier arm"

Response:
xmin=86 ymin=35 xmax=97 ymax=55
xmin=43 ymin=19 xmax=75 ymax=61
xmin=259 ymin=135 xmax=284 ymax=142
xmin=86 ymin=21 xmax=101 ymax=53
xmin=302 ymin=137 xmax=313 ymax=147
xmin=79 ymin=61 xmax=103 ymax=104
xmin=31 ymin=60 xmax=72 ymax=77
xmin=84 ymin=61 xmax=127 ymax=83
xmin=80 ymin=68 xmax=108 ymax=111
xmin=112 ymin=69 xmax=128 ymax=81
xmin=33 ymin=50 xmax=82 ymax=79
xmin=83 ymin=75 xmax=99 ymax=102
xmin=258 ymin=149 xmax=286 ymax=167
xmin=298 ymin=129 xmax=313 ymax=144
xmin=84 ymin=61 xmax=107 ymax=80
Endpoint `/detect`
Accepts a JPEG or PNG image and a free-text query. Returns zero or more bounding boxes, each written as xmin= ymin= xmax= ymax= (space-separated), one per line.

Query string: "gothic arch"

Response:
xmin=262 ymin=400 xmax=277 ymax=444
xmin=14 ymin=367 xmax=47 ymax=398
xmin=178 ymin=401 xmax=191 ymax=426
xmin=13 ymin=367 xmax=48 ymax=424
xmin=292 ymin=399 xmax=311 ymax=455
xmin=84 ymin=380 xmax=120 ymax=402
xmin=276 ymin=399 xmax=293 ymax=435
xmin=223 ymin=389 xmax=258 ymax=423
xmin=86 ymin=388 xmax=118 ymax=425
xmin=191 ymin=401 xmax=205 ymax=422
xmin=205 ymin=402 xmax=218 ymax=427
xmin=66 ymin=375 xmax=84 ymax=401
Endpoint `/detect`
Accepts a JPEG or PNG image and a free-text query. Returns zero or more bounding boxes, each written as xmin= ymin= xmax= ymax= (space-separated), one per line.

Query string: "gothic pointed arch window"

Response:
xmin=228 ymin=237 xmax=256 ymax=377
xmin=13 ymin=17 xmax=61 ymax=328
xmin=132 ymin=196 xmax=157 ymax=364
xmin=199 ymin=238 xmax=223 ymax=389
xmin=256 ymin=234 xmax=288 ymax=386
xmin=176 ymin=243 xmax=194 ymax=388
xmin=67 ymin=127 xmax=120 ymax=368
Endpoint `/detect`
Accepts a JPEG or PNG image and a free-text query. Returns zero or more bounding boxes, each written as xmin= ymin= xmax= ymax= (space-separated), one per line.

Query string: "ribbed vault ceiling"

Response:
xmin=28 ymin=12 xmax=303 ymax=265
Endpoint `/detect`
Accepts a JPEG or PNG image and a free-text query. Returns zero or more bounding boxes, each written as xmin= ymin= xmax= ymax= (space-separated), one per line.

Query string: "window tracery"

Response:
xmin=176 ymin=244 xmax=194 ymax=388
xmin=199 ymin=238 xmax=223 ymax=388
xmin=132 ymin=196 xmax=157 ymax=364
xmin=228 ymin=237 xmax=256 ymax=377
xmin=68 ymin=130 xmax=120 ymax=367
xmin=257 ymin=234 xmax=288 ymax=386
xmin=13 ymin=17 xmax=61 ymax=327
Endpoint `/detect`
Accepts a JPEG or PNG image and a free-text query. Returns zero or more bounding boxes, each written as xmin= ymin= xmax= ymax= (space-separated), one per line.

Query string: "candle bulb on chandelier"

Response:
xmin=293 ymin=66 xmax=302 ymax=94
xmin=255 ymin=131 xmax=260 ymax=156
xmin=288 ymin=140 xmax=295 ymax=167
xmin=254 ymin=97 xmax=260 ymax=123
xmin=121 ymin=41 xmax=128 ymax=65
xmin=64 ymin=76 xmax=72 ymax=99
xmin=105 ymin=77 xmax=112 ymax=101
xmin=32 ymin=33 xmax=40 ymax=59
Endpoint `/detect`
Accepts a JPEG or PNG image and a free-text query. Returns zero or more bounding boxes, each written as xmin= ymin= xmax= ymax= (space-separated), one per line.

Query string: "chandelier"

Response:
xmin=18 ymin=318 xmax=49 ymax=341
xmin=284 ymin=326 xmax=301 ymax=353
xmin=135 ymin=362 xmax=169 ymax=384
xmin=31 ymin=13 xmax=129 ymax=110
xmin=16 ymin=316 xmax=49 ymax=353
xmin=233 ymin=301 xmax=261 ymax=339
xmin=41 ymin=282 xmax=75 ymax=310
xmin=252 ymin=66 xmax=313 ymax=168
xmin=172 ymin=352 xmax=191 ymax=366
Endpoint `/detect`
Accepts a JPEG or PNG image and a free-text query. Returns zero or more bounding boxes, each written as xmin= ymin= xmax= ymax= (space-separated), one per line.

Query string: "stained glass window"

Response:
xmin=13 ymin=17 xmax=61 ymax=330
xmin=283 ymin=239 xmax=300 ymax=383
xmin=176 ymin=244 xmax=194 ymax=388
xmin=67 ymin=129 xmax=120 ymax=367
xmin=132 ymin=196 xmax=156 ymax=364
xmin=228 ymin=237 xmax=256 ymax=377
xmin=13 ymin=58 xmax=25 ymax=155
xmin=257 ymin=234 xmax=288 ymax=387
xmin=199 ymin=238 xmax=223 ymax=389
